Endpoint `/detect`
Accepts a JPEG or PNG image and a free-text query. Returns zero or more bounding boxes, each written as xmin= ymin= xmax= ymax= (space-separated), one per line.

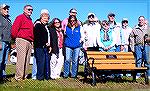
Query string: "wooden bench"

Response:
xmin=84 ymin=51 xmax=149 ymax=86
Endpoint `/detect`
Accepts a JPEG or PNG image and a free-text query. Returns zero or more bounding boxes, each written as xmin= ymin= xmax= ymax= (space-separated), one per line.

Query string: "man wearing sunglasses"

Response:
xmin=82 ymin=13 xmax=101 ymax=51
xmin=11 ymin=5 xmax=34 ymax=81
xmin=108 ymin=13 xmax=121 ymax=52
xmin=61 ymin=8 xmax=81 ymax=31
xmin=0 ymin=4 xmax=12 ymax=80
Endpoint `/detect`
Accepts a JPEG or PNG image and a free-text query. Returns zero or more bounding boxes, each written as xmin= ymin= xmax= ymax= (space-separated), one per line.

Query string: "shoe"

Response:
xmin=148 ymin=76 xmax=150 ymax=80
xmin=63 ymin=76 xmax=68 ymax=79
xmin=32 ymin=76 xmax=36 ymax=80
xmin=136 ymin=76 xmax=140 ymax=79
xmin=15 ymin=78 xmax=23 ymax=82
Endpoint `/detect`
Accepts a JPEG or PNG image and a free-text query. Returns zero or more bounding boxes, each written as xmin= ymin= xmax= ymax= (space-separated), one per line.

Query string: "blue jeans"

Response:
xmin=135 ymin=45 xmax=150 ymax=76
xmin=32 ymin=56 xmax=37 ymax=79
xmin=115 ymin=45 xmax=121 ymax=52
xmin=64 ymin=47 xmax=80 ymax=77
xmin=0 ymin=41 xmax=10 ymax=78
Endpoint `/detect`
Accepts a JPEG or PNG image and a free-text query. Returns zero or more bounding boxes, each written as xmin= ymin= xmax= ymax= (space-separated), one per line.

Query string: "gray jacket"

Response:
xmin=0 ymin=14 xmax=12 ymax=42
xmin=129 ymin=24 xmax=149 ymax=51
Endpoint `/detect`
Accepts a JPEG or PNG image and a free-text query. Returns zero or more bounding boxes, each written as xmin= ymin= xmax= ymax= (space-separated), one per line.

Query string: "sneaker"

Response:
xmin=136 ymin=76 xmax=140 ymax=79
xmin=148 ymin=76 xmax=150 ymax=80
xmin=32 ymin=76 xmax=36 ymax=80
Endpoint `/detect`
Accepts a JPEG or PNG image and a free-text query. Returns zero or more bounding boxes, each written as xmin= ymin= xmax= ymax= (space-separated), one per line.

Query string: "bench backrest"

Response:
xmin=87 ymin=51 xmax=146 ymax=70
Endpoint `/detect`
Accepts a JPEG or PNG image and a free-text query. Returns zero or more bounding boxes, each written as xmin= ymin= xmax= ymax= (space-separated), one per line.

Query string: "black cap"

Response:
xmin=108 ymin=13 xmax=115 ymax=17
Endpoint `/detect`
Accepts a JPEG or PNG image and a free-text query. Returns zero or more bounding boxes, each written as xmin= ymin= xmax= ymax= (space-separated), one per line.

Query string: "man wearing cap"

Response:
xmin=61 ymin=8 xmax=81 ymax=31
xmin=107 ymin=12 xmax=121 ymax=52
xmin=120 ymin=18 xmax=132 ymax=52
xmin=82 ymin=12 xmax=101 ymax=50
xmin=34 ymin=9 xmax=50 ymax=80
xmin=130 ymin=16 xmax=150 ymax=79
xmin=11 ymin=5 xmax=34 ymax=81
xmin=0 ymin=4 xmax=12 ymax=80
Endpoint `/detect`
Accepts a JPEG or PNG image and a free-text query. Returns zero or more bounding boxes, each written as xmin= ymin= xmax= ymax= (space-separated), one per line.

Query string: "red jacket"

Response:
xmin=11 ymin=14 xmax=34 ymax=42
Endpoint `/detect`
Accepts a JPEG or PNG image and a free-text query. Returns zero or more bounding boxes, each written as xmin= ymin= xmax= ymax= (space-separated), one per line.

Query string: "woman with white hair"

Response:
xmin=33 ymin=9 xmax=51 ymax=80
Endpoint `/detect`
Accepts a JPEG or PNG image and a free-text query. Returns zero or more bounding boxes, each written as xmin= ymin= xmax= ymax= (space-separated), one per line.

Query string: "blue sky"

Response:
xmin=0 ymin=0 xmax=149 ymax=28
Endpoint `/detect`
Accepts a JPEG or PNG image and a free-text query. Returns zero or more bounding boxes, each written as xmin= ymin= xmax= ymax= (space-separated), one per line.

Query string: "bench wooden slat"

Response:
xmin=88 ymin=59 xmax=135 ymax=64
xmin=88 ymin=55 xmax=134 ymax=59
xmin=87 ymin=51 xmax=133 ymax=55
xmin=89 ymin=64 xmax=147 ymax=70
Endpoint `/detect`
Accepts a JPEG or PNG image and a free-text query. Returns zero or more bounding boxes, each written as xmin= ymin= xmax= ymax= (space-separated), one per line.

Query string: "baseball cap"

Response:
xmin=0 ymin=4 xmax=10 ymax=9
xmin=88 ymin=12 xmax=95 ymax=17
xmin=69 ymin=8 xmax=77 ymax=13
xmin=40 ymin=9 xmax=49 ymax=14
xmin=122 ymin=18 xmax=128 ymax=21
xmin=108 ymin=12 xmax=115 ymax=17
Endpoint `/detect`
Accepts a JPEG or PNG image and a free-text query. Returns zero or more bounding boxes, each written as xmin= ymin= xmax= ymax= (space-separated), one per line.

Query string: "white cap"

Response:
xmin=40 ymin=9 xmax=49 ymax=14
xmin=122 ymin=18 xmax=128 ymax=21
xmin=0 ymin=4 xmax=10 ymax=9
xmin=88 ymin=12 xmax=95 ymax=17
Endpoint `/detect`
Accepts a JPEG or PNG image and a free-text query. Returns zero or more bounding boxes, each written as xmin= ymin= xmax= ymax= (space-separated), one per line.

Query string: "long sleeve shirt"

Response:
xmin=121 ymin=26 xmax=132 ymax=45
xmin=82 ymin=23 xmax=101 ymax=48
xmin=99 ymin=28 xmax=117 ymax=49
xmin=11 ymin=14 xmax=34 ymax=42
xmin=129 ymin=24 xmax=149 ymax=51
xmin=0 ymin=14 xmax=12 ymax=42
xmin=110 ymin=22 xmax=121 ymax=45
xmin=34 ymin=23 xmax=48 ymax=48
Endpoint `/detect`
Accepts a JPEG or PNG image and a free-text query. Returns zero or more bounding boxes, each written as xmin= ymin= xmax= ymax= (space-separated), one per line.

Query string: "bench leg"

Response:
xmin=91 ymin=68 xmax=96 ymax=86
xmin=144 ymin=72 xmax=149 ymax=85
xmin=132 ymin=71 xmax=136 ymax=82
xmin=83 ymin=67 xmax=88 ymax=84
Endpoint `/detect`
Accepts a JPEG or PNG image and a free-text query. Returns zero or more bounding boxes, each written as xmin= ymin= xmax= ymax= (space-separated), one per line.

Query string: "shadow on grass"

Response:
xmin=78 ymin=71 xmax=137 ymax=85
xmin=0 ymin=73 xmax=15 ymax=84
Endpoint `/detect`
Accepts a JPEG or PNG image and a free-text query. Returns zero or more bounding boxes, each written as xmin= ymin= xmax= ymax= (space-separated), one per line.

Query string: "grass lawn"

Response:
xmin=0 ymin=64 xmax=150 ymax=91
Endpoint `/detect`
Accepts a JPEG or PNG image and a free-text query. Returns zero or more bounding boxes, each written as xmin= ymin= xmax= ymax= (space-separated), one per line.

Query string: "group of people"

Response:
xmin=0 ymin=4 xmax=150 ymax=81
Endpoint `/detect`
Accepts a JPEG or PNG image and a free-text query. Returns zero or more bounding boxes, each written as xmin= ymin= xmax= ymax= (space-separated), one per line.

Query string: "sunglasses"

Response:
xmin=109 ymin=15 xmax=115 ymax=17
xmin=122 ymin=21 xmax=128 ymax=23
xmin=3 ymin=8 xmax=9 ymax=10
xmin=27 ymin=8 xmax=33 ymax=11
xmin=54 ymin=21 xmax=60 ymax=24
xmin=88 ymin=15 xmax=94 ymax=18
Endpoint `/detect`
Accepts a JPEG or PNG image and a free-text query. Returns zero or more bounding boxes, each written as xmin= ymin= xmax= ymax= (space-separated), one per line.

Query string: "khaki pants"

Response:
xmin=15 ymin=38 xmax=32 ymax=80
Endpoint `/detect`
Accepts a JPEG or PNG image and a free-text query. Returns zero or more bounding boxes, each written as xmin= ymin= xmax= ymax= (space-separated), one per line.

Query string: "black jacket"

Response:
xmin=34 ymin=23 xmax=48 ymax=48
xmin=49 ymin=28 xmax=65 ymax=56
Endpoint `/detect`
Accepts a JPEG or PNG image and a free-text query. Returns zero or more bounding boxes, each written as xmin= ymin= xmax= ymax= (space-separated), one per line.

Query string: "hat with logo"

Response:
xmin=0 ymin=4 xmax=10 ymax=9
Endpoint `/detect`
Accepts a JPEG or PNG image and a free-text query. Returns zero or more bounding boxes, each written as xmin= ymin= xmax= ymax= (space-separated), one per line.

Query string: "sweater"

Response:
xmin=11 ymin=14 xmax=34 ymax=42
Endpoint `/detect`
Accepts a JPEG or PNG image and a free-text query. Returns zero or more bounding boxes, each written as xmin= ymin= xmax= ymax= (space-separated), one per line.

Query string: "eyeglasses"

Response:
xmin=3 ymin=8 xmax=9 ymax=10
xmin=27 ymin=8 xmax=33 ymax=11
xmin=71 ymin=12 xmax=77 ymax=14
xmin=109 ymin=15 xmax=114 ymax=17
xmin=122 ymin=21 xmax=128 ymax=23
xmin=54 ymin=22 xmax=60 ymax=24
xmin=88 ymin=15 xmax=94 ymax=18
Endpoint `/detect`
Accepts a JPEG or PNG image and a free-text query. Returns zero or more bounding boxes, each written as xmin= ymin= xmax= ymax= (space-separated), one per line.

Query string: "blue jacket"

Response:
xmin=64 ymin=25 xmax=81 ymax=48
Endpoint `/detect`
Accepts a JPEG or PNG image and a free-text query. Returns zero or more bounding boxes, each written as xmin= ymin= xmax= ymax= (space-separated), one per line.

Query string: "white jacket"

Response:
xmin=81 ymin=22 xmax=101 ymax=48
